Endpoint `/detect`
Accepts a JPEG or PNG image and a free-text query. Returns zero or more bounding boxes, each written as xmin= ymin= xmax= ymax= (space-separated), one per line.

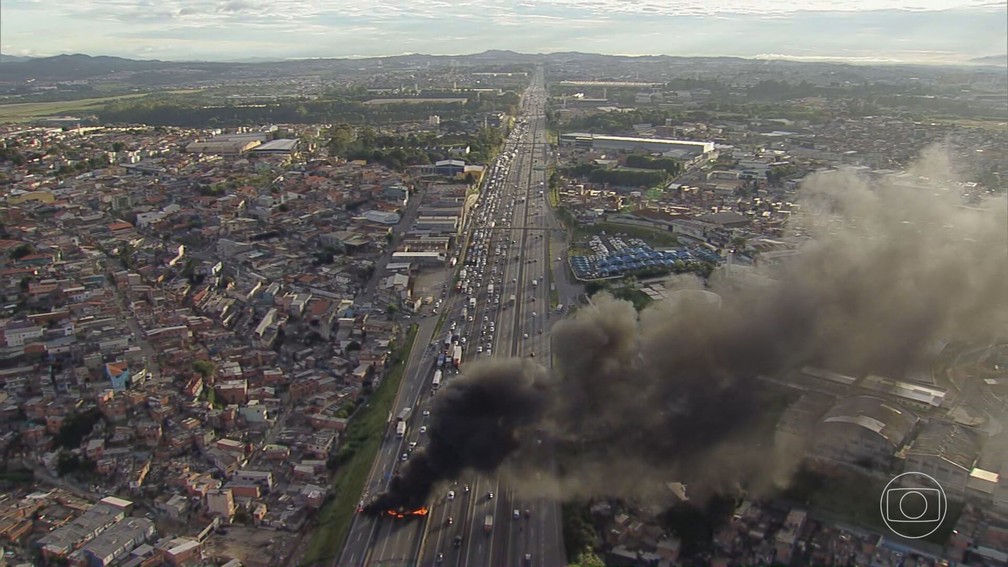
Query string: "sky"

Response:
xmin=1 ymin=0 xmax=1005 ymax=64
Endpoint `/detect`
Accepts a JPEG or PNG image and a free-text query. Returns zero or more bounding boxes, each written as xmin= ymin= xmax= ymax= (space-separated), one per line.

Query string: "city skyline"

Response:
xmin=1 ymin=0 xmax=1005 ymax=64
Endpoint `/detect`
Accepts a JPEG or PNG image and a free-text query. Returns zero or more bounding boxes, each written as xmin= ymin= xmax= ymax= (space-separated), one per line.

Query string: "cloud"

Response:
xmin=1 ymin=0 xmax=1003 ymax=60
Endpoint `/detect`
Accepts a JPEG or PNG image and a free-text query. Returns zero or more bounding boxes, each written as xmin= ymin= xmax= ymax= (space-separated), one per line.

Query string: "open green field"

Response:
xmin=0 ymin=89 xmax=202 ymax=122
xmin=301 ymin=324 xmax=419 ymax=566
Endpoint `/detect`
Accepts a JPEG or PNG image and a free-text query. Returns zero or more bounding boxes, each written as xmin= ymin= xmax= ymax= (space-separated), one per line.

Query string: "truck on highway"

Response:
xmin=452 ymin=345 xmax=463 ymax=368
xmin=469 ymin=297 xmax=477 ymax=309
xmin=488 ymin=283 xmax=494 ymax=296
xmin=395 ymin=421 xmax=407 ymax=439
xmin=432 ymin=370 xmax=442 ymax=389
xmin=532 ymin=279 xmax=538 ymax=287
xmin=509 ymin=294 xmax=516 ymax=305
xmin=484 ymin=514 xmax=494 ymax=533
xmin=397 ymin=407 xmax=412 ymax=422
xmin=437 ymin=353 xmax=445 ymax=368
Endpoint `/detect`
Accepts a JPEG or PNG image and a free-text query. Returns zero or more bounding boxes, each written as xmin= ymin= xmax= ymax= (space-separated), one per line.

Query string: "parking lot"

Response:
xmin=569 ymin=234 xmax=723 ymax=280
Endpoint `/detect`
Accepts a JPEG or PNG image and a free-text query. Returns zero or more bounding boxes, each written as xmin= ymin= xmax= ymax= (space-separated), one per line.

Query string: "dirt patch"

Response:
xmin=414 ymin=269 xmax=450 ymax=298
xmin=202 ymin=525 xmax=298 ymax=567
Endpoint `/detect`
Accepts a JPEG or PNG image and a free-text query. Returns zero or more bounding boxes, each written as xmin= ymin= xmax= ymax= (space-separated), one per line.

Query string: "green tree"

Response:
xmin=9 ymin=243 xmax=33 ymax=260
xmin=192 ymin=360 xmax=216 ymax=379
xmin=327 ymin=123 xmax=356 ymax=157
xmin=571 ymin=551 xmax=605 ymax=567
xmin=562 ymin=500 xmax=597 ymax=562
xmin=53 ymin=409 xmax=102 ymax=449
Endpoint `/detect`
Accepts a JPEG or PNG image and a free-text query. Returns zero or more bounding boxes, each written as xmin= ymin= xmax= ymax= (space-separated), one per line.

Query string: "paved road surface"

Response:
xmin=336 ymin=67 xmax=575 ymax=567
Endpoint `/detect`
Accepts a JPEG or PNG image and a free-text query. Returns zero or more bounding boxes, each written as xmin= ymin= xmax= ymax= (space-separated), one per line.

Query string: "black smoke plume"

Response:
xmin=369 ymin=149 xmax=1008 ymax=508
xmin=365 ymin=359 xmax=549 ymax=512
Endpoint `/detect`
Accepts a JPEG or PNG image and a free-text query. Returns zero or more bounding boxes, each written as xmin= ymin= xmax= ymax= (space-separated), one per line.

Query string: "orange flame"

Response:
xmin=385 ymin=506 xmax=429 ymax=518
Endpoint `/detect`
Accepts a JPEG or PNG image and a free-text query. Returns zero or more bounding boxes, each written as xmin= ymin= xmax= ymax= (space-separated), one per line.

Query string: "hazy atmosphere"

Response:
xmin=2 ymin=0 xmax=1005 ymax=63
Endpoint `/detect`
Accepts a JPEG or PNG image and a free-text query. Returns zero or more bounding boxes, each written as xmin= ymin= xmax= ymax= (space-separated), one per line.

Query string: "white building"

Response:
xmin=206 ymin=488 xmax=236 ymax=520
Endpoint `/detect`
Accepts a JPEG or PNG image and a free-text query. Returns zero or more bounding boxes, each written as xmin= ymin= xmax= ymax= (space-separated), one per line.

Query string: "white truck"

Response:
xmin=396 ymin=421 xmax=407 ymax=439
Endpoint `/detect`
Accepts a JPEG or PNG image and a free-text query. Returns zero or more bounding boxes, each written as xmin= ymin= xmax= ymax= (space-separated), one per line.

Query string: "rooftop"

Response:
xmin=906 ymin=420 xmax=981 ymax=471
xmin=820 ymin=395 xmax=919 ymax=446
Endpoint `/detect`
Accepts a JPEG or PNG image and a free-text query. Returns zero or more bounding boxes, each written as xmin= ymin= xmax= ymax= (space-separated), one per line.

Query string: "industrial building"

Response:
xmin=901 ymin=421 xmax=982 ymax=496
xmin=408 ymin=159 xmax=474 ymax=177
xmin=560 ymin=132 xmax=714 ymax=159
xmin=391 ymin=251 xmax=447 ymax=266
xmin=185 ymin=139 xmax=261 ymax=155
xmin=185 ymin=132 xmax=269 ymax=155
xmin=811 ymin=395 xmax=919 ymax=470
xmin=249 ymin=138 xmax=299 ymax=155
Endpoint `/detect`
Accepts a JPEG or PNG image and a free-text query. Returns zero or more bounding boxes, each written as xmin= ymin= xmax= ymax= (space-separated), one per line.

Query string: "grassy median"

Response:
xmin=301 ymin=324 xmax=418 ymax=566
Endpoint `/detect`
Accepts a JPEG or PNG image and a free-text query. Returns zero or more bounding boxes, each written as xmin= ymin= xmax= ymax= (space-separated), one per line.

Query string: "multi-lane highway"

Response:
xmin=337 ymin=68 xmax=573 ymax=567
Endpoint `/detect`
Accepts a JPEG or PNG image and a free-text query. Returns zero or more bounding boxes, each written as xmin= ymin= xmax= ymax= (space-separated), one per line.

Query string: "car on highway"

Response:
xmin=488 ymin=492 xmax=494 ymax=500
xmin=420 ymin=425 xmax=427 ymax=434
xmin=453 ymin=535 xmax=463 ymax=548
xmin=513 ymin=509 xmax=520 ymax=519
xmin=401 ymin=453 xmax=408 ymax=461
xmin=447 ymin=490 xmax=455 ymax=501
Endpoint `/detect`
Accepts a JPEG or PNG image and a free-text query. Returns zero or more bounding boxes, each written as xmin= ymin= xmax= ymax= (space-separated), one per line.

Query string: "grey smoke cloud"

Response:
xmin=371 ymin=150 xmax=1008 ymax=508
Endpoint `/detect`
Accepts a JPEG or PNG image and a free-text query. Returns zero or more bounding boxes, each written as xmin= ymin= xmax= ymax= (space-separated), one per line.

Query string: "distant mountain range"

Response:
xmin=0 ymin=51 xmax=537 ymax=84
xmin=0 ymin=53 xmax=34 ymax=64
xmin=0 ymin=51 xmax=1002 ymax=86
xmin=968 ymin=54 xmax=1008 ymax=66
